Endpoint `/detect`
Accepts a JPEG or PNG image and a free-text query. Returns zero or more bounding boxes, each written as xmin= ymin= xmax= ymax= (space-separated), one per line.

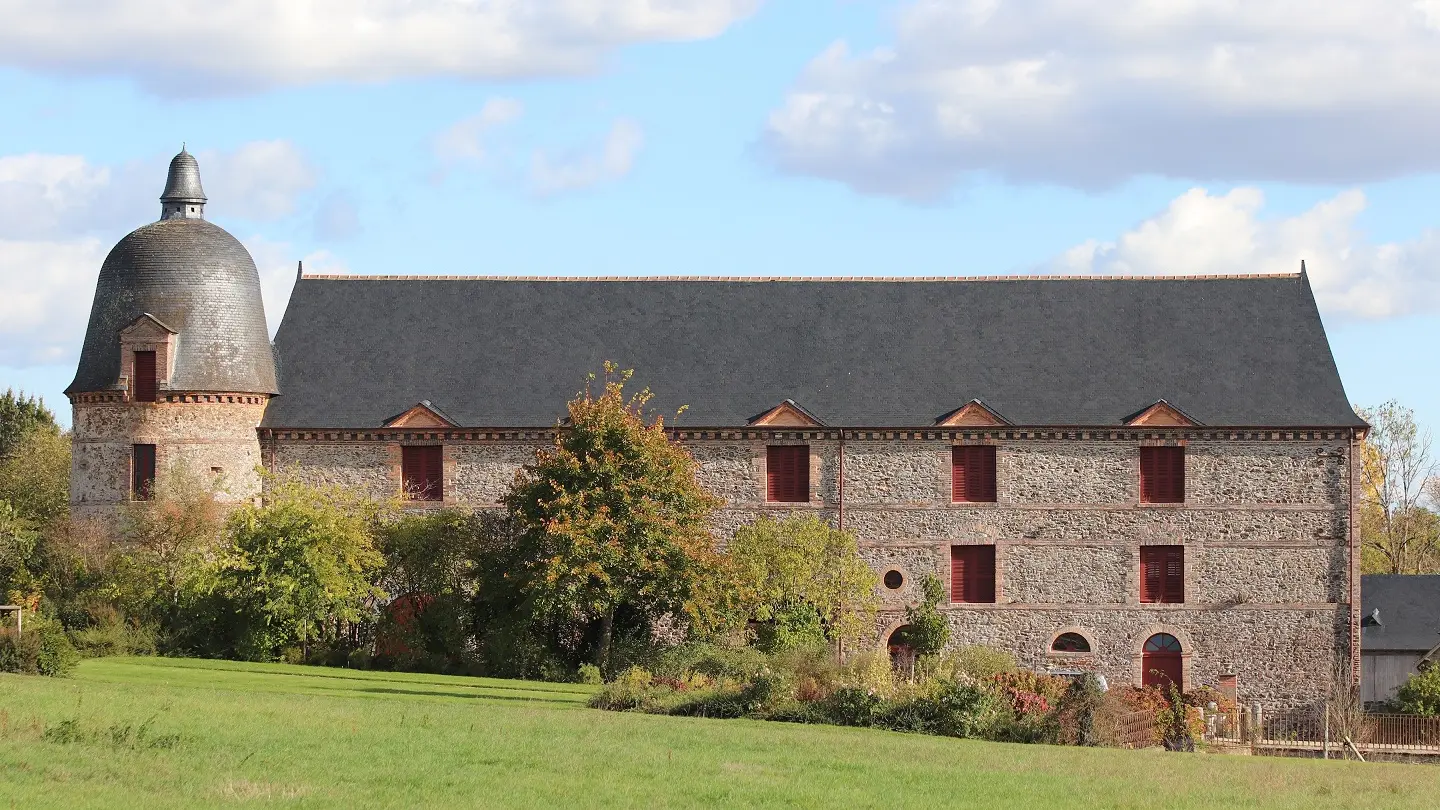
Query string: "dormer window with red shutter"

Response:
xmin=133 ymin=350 xmax=158 ymax=403
xmin=950 ymin=545 xmax=997 ymax=603
xmin=766 ymin=445 xmax=809 ymax=503
xmin=402 ymin=445 xmax=443 ymax=501
xmin=1139 ymin=545 xmax=1185 ymax=603
xmin=1140 ymin=446 xmax=1185 ymax=504
xmin=952 ymin=445 xmax=997 ymax=503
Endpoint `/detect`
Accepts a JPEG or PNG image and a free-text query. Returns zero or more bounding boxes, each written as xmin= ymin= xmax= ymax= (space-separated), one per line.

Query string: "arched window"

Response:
xmin=1142 ymin=633 xmax=1183 ymax=691
xmin=1051 ymin=632 xmax=1091 ymax=653
xmin=1143 ymin=633 xmax=1182 ymax=653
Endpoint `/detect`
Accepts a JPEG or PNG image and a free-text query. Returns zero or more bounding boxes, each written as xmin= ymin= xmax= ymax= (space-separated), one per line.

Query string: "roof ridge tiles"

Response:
xmin=297 ymin=273 xmax=1304 ymax=282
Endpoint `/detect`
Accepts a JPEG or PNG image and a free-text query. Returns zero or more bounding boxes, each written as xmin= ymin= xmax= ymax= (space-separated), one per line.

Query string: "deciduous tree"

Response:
xmin=501 ymin=365 xmax=725 ymax=669
xmin=1357 ymin=402 xmax=1440 ymax=574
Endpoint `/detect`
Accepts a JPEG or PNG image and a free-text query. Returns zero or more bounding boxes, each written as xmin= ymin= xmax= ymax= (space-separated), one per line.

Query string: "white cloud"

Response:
xmin=763 ymin=0 xmax=1440 ymax=195
xmin=530 ymin=119 xmax=645 ymax=196
xmin=0 ymin=142 xmax=317 ymax=239
xmin=244 ymin=237 xmax=349 ymax=336
xmin=1056 ymin=187 xmax=1440 ymax=320
xmin=0 ymin=1 xmax=761 ymax=95
xmin=0 ymin=238 xmax=106 ymax=365
xmin=433 ymin=98 xmax=525 ymax=166
xmin=198 ymin=141 xmax=318 ymax=220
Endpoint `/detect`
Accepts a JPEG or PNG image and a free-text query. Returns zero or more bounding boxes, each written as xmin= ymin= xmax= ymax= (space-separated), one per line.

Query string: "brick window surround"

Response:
xmin=1139 ymin=545 xmax=1185 ymax=603
xmin=766 ymin=445 xmax=809 ymax=503
xmin=951 ymin=445 xmax=997 ymax=502
xmin=401 ymin=445 xmax=443 ymax=501
xmin=1140 ymin=446 xmax=1185 ymax=503
xmin=950 ymin=545 xmax=997 ymax=604
xmin=132 ymin=444 xmax=156 ymax=501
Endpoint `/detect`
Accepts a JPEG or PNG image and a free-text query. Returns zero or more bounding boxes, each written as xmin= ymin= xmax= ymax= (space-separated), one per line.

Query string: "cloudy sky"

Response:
xmin=2 ymin=0 xmax=1438 ymax=429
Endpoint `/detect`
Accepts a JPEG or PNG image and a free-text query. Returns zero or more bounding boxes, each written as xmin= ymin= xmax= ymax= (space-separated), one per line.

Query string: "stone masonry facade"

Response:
xmin=262 ymin=424 xmax=1358 ymax=709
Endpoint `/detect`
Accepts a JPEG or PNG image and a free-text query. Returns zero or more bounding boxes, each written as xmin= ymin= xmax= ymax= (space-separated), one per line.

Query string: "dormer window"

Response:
xmin=133 ymin=351 xmax=158 ymax=402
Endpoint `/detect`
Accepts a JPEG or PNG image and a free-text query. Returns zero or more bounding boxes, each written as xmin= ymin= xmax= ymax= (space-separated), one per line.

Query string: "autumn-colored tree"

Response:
xmin=502 ymin=365 xmax=725 ymax=669
xmin=1357 ymin=402 xmax=1440 ymax=575
xmin=109 ymin=462 xmax=226 ymax=625
xmin=727 ymin=513 xmax=879 ymax=652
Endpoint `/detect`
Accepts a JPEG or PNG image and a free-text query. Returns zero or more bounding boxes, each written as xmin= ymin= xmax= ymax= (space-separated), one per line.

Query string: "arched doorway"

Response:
xmin=1142 ymin=633 xmax=1183 ymax=691
xmin=887 ymin=624 xmax=916 ymax=676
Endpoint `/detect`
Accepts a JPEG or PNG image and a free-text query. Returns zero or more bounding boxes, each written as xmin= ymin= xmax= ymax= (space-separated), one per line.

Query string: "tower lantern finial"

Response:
xmin=160 ymin=147 xmax=207 ymax=221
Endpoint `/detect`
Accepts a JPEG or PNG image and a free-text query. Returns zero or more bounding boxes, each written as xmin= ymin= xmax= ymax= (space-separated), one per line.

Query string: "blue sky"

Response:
xmin=1 ymin=0 xmax=1437 ymax=431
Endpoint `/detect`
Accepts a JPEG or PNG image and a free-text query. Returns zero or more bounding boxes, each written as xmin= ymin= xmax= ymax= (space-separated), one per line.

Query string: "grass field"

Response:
xmin=2 ymin=659 xmax=1438 ymax=808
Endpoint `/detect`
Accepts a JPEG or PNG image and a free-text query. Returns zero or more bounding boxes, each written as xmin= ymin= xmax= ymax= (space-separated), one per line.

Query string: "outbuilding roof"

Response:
xmin=263 ymin=273 xmax=1363 ymax=429
xmin=1362 ymin=575 xmax=1440 ymax=653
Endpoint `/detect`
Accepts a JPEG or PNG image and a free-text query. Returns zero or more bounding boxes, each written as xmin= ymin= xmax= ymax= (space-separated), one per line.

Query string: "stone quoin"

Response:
xmin=68 ymin=149 xmax=1366 ymax=709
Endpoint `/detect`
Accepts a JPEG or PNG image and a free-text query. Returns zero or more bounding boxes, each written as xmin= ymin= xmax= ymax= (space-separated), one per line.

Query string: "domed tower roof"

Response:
xmin=66 ymin=149 xmax=278 ymax=396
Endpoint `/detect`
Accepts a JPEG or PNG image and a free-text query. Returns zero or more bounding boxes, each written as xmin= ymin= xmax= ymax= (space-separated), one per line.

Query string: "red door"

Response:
xmin=1142 ymin=633 xmax=1183 ymax=691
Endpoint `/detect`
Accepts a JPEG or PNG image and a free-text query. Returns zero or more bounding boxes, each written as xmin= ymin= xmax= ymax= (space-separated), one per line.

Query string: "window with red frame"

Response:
xmin=402 ymin=445 xmax=443 ymax=501
xmin=1140 ymin=446 xmax=1185 ymax=503
xmin=1139 ymin=545 xmax=1185 ymax=603
xmin=950 ymin=545 xmax=997 ymax=603
xmin=952 ymin=445 xmax=997 ymax=502
xmin=766 ymin=445 xmax=809 ymax=503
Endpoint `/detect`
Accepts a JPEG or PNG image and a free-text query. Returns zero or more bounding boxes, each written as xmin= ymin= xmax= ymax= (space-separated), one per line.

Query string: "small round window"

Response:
xmin=1051 ymin=632 xmax=1091 ymax=653
xmin=883 ymin=570 xmax=904 ymax=590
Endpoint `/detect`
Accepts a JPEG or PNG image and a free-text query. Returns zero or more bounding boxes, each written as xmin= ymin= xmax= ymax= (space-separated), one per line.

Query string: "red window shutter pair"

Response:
xmin=132 ymin=444 xmax=156 ymax=500
xmin=952 ymin=445 xmax=997 ymax=502
xmin=950 ymin=545 xmax=996 ymax=603
xmin=133 ymin=351 xmax=157 ymax=403
xmin=402 ymin=445 xmax=444 ymax=501
xmin=1140 ymin=446 xmax=1185 ymax=503
xmin=766 ymin=445 xmax=809 ymax=503
xmin=1139 ymin=545 xmax=1185 ymax=603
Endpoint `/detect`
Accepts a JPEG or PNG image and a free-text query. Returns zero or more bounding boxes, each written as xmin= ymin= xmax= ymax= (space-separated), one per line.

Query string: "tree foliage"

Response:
xmin=499 ymin=365 xmax=725 ymax=668
xmin=1357 ymin=401 xmax=1440 ymax=574
xmin=903 ymin=575 xmax=951 ymax=658
xmin=202 ymin=476 xmax=388 ymax=660
xmin=727 ymin=513 xmax=879 ymax=650
xmin=0 ymin=389 xmax=59 ymax=459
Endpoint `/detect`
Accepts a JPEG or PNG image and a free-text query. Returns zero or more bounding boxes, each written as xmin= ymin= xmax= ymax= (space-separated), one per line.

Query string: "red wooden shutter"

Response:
xmin=1140 ymin=546 xmax=1161 ymax=603
xmin=132 ymin=444 xmax=156 ymax=500
xmin=424 ymin=446 xmax=443 ymax=501
xmin=1163 ymin=546 xmax=1185 ymax=603
xmin=767 ymin=446 xmax=809 ymax=502
xmin=133 ymin=351 xmax=157 ymax=402
xmin=951 ymin=545 xmax=996 ymax=603
xmin=952 ymin=446 xmax=997 ymax=502
xmin=402 ymin=446 xmax=443 ymax=500
xmin=1140 ymin=446 xmax=1184 ymax=503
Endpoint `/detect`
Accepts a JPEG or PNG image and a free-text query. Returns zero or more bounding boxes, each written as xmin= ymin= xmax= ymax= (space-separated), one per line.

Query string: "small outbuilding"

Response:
xmin=1361 ymin=575 xmax=1440 ymax=705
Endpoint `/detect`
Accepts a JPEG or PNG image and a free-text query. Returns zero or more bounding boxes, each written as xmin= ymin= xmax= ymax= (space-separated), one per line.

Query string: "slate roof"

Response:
xmin=262 ymin=273 xmax=1363 ymax=429
xmin=1362 ymin=575 xmax=1440 ymax=653
xmin=67 ymin=217 xmax=278 ymax=395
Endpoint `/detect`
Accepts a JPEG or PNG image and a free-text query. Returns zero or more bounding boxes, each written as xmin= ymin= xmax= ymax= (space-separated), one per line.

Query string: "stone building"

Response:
xmin=69 ymin=150 xmax=1366 ymax=707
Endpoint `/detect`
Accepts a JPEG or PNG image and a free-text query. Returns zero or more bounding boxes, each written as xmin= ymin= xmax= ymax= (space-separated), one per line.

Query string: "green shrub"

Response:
xmin=902 ymin=576 xmax=950 ymax=657
xmin=1392 ymin=666 xmax=1440 ymax=716
xmin=347 ymin=648 xmax=373 ymax=670
xmin=821 ymin=686 xmax=884 ymax=727
xmin=874 ymin=678 xmax=1004 ymax=738
xmin=577 ymin=664 xmax=603 ymax=685
xmin=0 ymin=617 xmax=79 ymax=677
xmin=651 ymin=643 xmax=767 ymax=682
xmin=766 ymin=699 xmax=825 ymax=724
xmin=588 ymin=666 xmax=665 ymax=711
xmin=670 ymin=688 xmax=749 ymax=719
xmin=69 ymin=621 xmax=158 ymax=659
xmin=943 ymin=646 xmax=1016 ymax=680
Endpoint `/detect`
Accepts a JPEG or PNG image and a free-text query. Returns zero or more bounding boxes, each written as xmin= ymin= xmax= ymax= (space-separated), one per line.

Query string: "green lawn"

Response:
xmin=1 ymin=659 xmax=1436 ymax=808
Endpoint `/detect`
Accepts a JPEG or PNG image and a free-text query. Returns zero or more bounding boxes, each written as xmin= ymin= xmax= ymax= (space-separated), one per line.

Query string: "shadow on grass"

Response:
xmin=354 ymin=686 xmax=589 ymax=706
xmin=110 ymin=660 xmax=592 ymax=701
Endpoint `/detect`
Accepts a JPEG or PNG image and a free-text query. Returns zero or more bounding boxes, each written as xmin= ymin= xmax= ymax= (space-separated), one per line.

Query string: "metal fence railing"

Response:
xmin=1206 ymin=705 xmax=1440 ymax=758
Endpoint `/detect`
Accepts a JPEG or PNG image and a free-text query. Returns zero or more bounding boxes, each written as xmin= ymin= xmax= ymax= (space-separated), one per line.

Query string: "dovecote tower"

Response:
xmin=65 ymin=148 xmax=278 ymax=517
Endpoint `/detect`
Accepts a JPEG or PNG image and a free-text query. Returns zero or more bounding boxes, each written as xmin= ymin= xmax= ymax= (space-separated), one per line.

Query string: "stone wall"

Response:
xmin=70 ymin=398 xmax=268 ymax=517
xmin=264 ymin=429 xmax=1355 ymax=707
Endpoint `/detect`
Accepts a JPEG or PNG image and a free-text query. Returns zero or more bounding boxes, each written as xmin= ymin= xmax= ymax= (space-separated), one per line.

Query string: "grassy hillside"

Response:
xmin=0 ymin=658 xmax=1436 ymax=808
